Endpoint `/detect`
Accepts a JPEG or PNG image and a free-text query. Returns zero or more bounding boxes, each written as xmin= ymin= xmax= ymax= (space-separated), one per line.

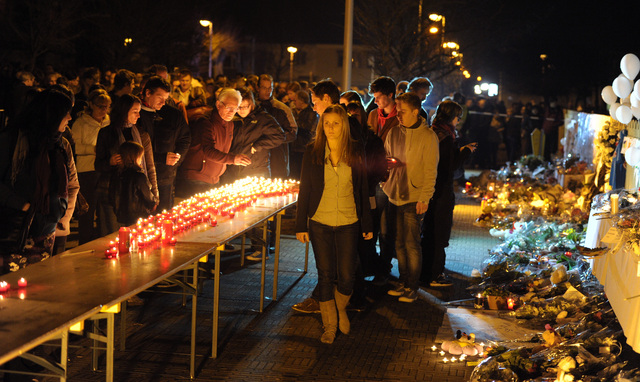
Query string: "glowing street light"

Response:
xmin=429 ymin=26 xmax=439 ymax=34
xmin=287 ymin=46 xmax=297 ymax=83
xmin=200 ymin=19 xmax=213 ymax=78
xmin=123 ymin=38 xmax=132 ymax=47
xmin=429 ymin=13 xmax=443 ymax=22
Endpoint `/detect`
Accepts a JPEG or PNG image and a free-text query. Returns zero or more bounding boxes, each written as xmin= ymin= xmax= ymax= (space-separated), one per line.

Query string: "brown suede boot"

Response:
xmin=334 ymin=290 xmax=351 ymax=335
xmin=318 ymin=300 xmax=337 ymax=344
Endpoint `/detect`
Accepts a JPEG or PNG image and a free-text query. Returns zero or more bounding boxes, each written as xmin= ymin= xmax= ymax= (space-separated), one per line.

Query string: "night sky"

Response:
xmin=204 ymin=0 xmax=640 ymax=97
xmin=2 ymin=0 xmax=640 ymax=102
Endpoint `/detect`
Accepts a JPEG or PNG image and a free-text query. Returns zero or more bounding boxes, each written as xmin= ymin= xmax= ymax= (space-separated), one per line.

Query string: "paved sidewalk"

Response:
xmin=38 ymin=191 xmax=496 ymax=382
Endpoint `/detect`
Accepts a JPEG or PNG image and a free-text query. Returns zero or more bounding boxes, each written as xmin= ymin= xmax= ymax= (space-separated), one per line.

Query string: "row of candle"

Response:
xmin=0 ymin=278 xmax=28 ymax=293
xmin=104 ymin=177 xmax=299 ymax=258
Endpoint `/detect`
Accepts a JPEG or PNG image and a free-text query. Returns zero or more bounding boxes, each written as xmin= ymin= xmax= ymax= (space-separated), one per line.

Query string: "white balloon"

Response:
xmin=610 ymin=102 xmax=621 ymax=120
xmin=626 ymin=146 xmax=640 ymax=166
xmin=621 ymin=53 xmax=640 ymax=80
xmin=632 ymin=106 xmax=640 ymax=119
xmin=631 ymin=93 xmax=640 ymax=107
xmin=617 ymin=104 xmax=633 ymax=124
xmin=634 ymin=80 xmax=640 ymax=101
xmin=613 ymin=75 xmax=633 ymax=98
xmin=601 ymin=85 xmax=617 ymax=105
xmin=560 ymin=137 xmax=566 ymax=146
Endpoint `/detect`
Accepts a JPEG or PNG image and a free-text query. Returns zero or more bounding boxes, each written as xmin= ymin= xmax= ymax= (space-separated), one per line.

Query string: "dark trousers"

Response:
xmin=77 ymin=171 xmax=98 ymax=244
xmin=175 ymin=178 xmax=213 ymax=199
xmin=309 ymin=220 xmax=359 ymax=302
xmin=373 ymin=186 xmax=396 ymax=277
xmin=421 ymin=193 xmax=455 ymax=283
xmin=158 ymin=183 xmax=174 ymax=212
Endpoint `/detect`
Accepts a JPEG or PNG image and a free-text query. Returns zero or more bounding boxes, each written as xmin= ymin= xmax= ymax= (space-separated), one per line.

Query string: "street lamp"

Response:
xmin=287 ymin=46 xmax=297 ymax=83
xmin=200 ymin=19 xmax=213 ymax=78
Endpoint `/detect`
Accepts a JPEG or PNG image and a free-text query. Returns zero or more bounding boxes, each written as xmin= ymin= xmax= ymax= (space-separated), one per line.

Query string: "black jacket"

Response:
xmin=137 ymin=104 xmax=191 ymax=185
xmin=431 ymin=123 xmax=471 ymax=200
xmin=109 ymin=166 xmax=158 ymax=225
xmin=226 ymin=106 xmax=285 ymax=180
xmin=295 ymin=143 xmax=373 ymax=234
xmin=291 ymin=105 xmax=318 ymax=153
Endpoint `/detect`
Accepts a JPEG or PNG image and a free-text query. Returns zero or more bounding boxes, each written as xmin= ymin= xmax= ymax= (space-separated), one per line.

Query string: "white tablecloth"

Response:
xmin=585 ymin=208 xmax=640 ymax=353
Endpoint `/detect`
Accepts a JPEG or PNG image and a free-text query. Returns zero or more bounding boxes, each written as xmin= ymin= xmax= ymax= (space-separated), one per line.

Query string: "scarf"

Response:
xmin=432 ymin=122 xmax=456 ymax=142
xmin=376 ymin=105 xmax=397 ymax=134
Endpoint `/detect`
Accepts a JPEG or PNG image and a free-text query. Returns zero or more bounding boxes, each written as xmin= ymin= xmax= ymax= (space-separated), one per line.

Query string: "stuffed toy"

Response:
xmin=441 ymin=330 xmax=484 ymax=356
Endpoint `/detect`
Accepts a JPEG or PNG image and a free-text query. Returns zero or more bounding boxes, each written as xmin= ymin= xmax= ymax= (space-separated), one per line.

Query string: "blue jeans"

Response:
xmin=309 ymin=220 xmax=359 ymax=302
xmin=394 ymin=202 xmax=424 ymax=290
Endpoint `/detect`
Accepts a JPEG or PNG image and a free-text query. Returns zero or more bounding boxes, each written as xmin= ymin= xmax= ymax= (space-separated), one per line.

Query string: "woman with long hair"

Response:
xmin=421 ymin=100 xmax=476 ymax=286
xmin=95 ymin=94 xmax=157 ymax=235
xmin=296 ymin=105 xmax=373 ymax=344
xmin=0 ymin=89 xmax=73 ymax=273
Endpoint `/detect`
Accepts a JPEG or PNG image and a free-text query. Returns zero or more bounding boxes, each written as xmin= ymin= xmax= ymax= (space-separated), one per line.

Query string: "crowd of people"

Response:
xmin=1 ymin=64 xmax=484 ymax=344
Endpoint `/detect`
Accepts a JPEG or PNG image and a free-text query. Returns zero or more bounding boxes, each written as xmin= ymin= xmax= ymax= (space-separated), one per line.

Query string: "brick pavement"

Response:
xmin=33 ymin=190 xmax=496 ymax=382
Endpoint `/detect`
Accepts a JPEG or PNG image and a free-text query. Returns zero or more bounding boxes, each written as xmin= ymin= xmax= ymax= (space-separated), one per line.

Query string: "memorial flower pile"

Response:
xmin=466 ymin=210 xmax=637 ymax=380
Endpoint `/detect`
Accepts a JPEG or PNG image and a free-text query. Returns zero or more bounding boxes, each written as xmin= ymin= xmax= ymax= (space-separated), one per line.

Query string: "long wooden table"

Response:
xmin=0 ymin=195 xmax=297 ymax=380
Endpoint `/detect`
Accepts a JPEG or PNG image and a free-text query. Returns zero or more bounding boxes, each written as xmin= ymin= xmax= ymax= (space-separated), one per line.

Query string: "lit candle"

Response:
xmin=443 ymin=357 xmax=449 ymax=363
xmin=162 ymin=220 xmax=174 ymax=245
xmin=451 ymin=357 xmax=457 ymax=362
xmin=0 ymin=281 xmax=9 ymax=292
xmin=507 ymin=298 xmax=515 ymax=310
xmin=611 ymin=194 xmax=619 ymax=214
xmin=17 ymin=278 xmax=27 ymax=288
xmin=474 ymin=293 xmax=484 ymax=309
xmin=439 ymin=351 xmax=445 ymax=356
xmin=118 ymin=227 xmax=130 ymax=254
xmin=431 ymin=345 xmax=437 ymax=351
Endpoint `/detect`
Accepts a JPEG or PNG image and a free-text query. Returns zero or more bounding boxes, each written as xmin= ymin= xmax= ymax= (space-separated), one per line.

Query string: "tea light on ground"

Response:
xmin=18 ymin=278 xmax=27 ymax=288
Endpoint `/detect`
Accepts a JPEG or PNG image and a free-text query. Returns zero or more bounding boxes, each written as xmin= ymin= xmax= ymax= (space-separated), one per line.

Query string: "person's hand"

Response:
xmin=464 ymin=142 xmax=478 ymax=153
xmin=21 ymin=202 xmax=31 ymax=212
xmin=110 ymin=154 xmax=122 ymax=166
xmin=166 ymin=152 xmax=181 ymax=166
xmin=363 ymin=232 xmax=373 ymax=240
xmin=296 ymin=232 xmax=309 ymax=243
xmin=234 ymin=154 xmax=251 ymax=166
xmin=416 ymin=201 xmax=428 ymax=215
xmin=250 ymin=146 xmax=257 ymax=154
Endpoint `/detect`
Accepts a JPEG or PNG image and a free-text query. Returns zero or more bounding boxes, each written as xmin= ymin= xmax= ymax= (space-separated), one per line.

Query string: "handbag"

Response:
xmin=74 ymin=191 xmax=90 ymax=217
xmin=0 ymin=205 xmax=35 ymax=254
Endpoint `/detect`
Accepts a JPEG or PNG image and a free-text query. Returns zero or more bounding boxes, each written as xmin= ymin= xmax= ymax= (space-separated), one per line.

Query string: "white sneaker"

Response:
xmin=246 ymin=251 xmax=269 ymax=261
xmin=398 ymin=289 xmax=418 ymax=303
xmin=387 ymin=284 xmax=405 ymax=296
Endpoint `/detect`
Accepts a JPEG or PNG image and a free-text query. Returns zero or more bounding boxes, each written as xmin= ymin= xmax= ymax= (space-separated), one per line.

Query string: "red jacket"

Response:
xmin=179 ymin=108 xmax=235 ymax=185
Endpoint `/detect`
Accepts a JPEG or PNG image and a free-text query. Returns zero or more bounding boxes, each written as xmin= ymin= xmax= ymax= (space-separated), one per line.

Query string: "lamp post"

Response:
xmin=429 ymin=13 xmax=445 ymax=47
xmin=287 ymin=46 xmax=297 ymax=83
xmin=200 ymin=20 xmax=213 ymax=78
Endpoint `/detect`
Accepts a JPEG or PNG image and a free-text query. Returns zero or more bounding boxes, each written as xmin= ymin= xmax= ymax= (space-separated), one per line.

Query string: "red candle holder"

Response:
xmin=162 ymin=220 xmax=174 ymax=245
xmin=17 ymin=278 xmax=27 ymax=288
xmin=118 ymin=227 xmax=130 ymax=254
xmin=0 ymin=281 xmax=10 ymax=292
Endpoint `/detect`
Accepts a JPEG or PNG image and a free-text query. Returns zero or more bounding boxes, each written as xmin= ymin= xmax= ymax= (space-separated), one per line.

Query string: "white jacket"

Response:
xmin=71 ymin=112 xmax=110 ymax=173
xmin=382 ymin=116 xmax=439 ymax=206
